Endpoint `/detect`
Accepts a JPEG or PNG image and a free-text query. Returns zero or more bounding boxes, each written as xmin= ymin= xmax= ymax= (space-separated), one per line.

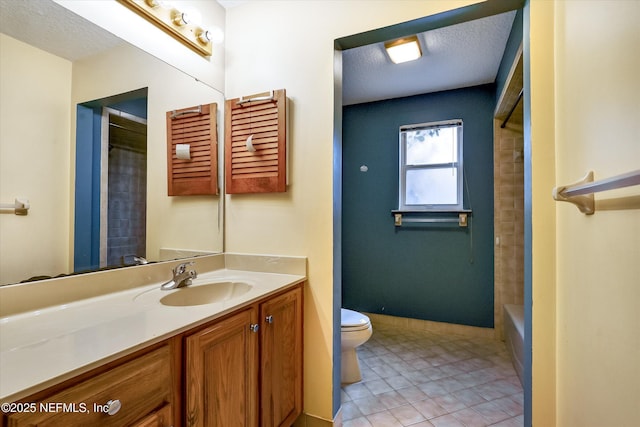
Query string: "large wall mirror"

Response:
xmin=0 ymin=0 xmax=225 ymax=286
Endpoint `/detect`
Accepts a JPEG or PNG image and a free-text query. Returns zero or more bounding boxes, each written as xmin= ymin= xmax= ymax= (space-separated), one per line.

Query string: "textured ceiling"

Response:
xmin=0 ymin=0 xmax=123 ymax=61
xmin=342 ymin=11 xmax=517 ymax=106
xmin=2 ymin=1 xmax=515 ymax=108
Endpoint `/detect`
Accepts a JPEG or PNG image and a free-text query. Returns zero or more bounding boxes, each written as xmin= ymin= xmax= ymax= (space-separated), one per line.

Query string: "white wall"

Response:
xmin=0 ymin=35 xmax=72 ymax=285
xmin=224 ymin=0 xmax=481 ymax=421
xmin=554 ymin=1 xmax=640 ymax=425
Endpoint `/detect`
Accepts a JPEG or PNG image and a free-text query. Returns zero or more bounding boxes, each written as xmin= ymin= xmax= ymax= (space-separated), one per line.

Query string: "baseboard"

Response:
xmin=364 ymin=312 xmax=497 ymax=340
xmin=293 ymin=408 xmax=342 ymax=427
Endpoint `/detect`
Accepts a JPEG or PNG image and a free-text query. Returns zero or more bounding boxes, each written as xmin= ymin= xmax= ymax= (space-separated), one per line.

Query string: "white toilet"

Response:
xmin=341 ymin=308 xmax=373 ymax=384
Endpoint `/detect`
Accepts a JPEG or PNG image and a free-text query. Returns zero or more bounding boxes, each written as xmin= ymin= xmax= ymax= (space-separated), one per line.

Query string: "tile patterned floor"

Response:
xmin=341 ymin=322 xmax=523 ymax=427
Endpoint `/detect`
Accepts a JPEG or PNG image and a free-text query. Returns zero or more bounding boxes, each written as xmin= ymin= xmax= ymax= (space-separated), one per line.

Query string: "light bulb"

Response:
xmin=207 ymin=27 xmax=224 ymax=43
xmin=183 ymin=8 xmax=202 ymax=25
xmin=172 ymin=10 xmax=190 ymax=26
xmin=197 ymin=29 xmax=211 ymax=44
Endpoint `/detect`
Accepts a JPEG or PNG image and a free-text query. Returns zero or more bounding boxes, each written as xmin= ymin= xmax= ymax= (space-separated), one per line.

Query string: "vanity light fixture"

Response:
xmin=384 ymin=35 xmax=422 ymax=64
xmin=117 ymin=0 xmax=214 ymax=57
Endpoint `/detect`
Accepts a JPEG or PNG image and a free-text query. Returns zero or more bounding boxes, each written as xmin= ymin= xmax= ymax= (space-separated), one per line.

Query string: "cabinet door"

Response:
xmin=260 ymin=286 xmax=303 ymax=427
xmin=185 ymin=308 xmax=259 ymax=427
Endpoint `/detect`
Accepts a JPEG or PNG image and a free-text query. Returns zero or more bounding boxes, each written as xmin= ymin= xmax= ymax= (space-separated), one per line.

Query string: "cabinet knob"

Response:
xmin=265 ymin=315 xmax=274 ymax=324
xmin=105 ymin=399 xmax=122 ymax=416
xmin=249 ymin=323 xmax=260 ymax=333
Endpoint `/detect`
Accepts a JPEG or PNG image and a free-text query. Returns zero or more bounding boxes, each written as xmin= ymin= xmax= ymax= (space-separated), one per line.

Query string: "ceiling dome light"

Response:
xmin=384 ymin=35 xmax=422 ymax=64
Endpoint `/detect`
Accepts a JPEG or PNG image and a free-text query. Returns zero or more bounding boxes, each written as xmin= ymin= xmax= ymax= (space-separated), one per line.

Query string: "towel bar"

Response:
xmin=392 ymin=211 xmax=470 ymax=227
xmin=553 ymin=169 xmax=640 ymax=214
xmin=0 ymin=198 xmax=29 ymax=215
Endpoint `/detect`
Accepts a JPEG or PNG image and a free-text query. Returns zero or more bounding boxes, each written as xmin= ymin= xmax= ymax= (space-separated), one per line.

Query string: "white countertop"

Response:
xmin=0 ymin=267 xmax=305 ymax=401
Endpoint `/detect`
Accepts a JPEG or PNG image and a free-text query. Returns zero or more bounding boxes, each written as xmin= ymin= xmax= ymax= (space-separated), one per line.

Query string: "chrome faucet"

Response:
xmin=161 ymin=261 xmax=197 ymax=290
xmin=133 ymin=256 xmax=149 ymax=265
xmin=121 ymin=254 xmax=149 ymax=265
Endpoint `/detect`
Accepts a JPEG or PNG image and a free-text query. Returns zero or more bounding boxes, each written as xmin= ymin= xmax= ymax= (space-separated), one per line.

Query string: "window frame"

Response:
xmin=398 ymin=119 xmax=464 ymax=211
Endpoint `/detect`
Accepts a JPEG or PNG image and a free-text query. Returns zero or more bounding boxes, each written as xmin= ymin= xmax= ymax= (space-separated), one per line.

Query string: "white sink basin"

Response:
xmin=159 ymin=281 xmax=252 ymax=307
xmin=134 ymin=280 xmax=253 ymax=307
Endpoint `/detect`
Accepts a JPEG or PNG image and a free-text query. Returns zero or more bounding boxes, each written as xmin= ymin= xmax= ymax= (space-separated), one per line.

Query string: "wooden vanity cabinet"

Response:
xmin=3 ymin=344 xmax=177 ymax=427
xmin=2 ymin=283 xmax=303 ymax=427
xmin=184 ymin=284 xmax=303 ymax=427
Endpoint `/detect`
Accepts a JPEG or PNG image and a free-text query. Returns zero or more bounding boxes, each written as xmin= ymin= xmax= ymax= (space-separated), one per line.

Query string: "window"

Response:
xmin=399 ymin=119 xmax=463 ymax=211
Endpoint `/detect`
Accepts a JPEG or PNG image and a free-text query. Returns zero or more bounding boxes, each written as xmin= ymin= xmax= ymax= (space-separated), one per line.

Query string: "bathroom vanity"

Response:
xmin=0 ymin=254 xmax=305 ymax=427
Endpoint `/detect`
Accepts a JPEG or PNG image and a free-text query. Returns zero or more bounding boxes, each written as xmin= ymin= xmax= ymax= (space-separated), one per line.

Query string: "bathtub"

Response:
xmin=503 ymin=304 xmax=524 ymax=385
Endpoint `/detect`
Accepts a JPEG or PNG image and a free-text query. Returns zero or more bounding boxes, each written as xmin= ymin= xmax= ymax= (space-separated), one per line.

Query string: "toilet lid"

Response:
xmin=341 ymin=308 xmax=371 ymax=329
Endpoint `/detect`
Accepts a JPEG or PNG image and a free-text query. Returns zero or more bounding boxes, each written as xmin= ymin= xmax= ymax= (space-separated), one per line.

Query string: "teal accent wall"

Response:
xmin=73 ymin=105 xmax=101 ymax=272
xmin=342 ymin=84 xmax=495 ymax=328
xmin=109 ymin=98 xmax=148 ymax=119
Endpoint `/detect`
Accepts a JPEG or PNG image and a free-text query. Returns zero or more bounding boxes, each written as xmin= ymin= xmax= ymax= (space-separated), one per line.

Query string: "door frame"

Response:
xmin=332 ymin=1 xmax=531 ymax=424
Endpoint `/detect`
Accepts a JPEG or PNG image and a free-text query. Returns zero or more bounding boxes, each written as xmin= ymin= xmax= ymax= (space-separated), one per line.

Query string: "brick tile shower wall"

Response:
xmin=494 ymin=121 xmax=525 ymax=339
xmin=107 ymin=146 xmax=147 ymax=267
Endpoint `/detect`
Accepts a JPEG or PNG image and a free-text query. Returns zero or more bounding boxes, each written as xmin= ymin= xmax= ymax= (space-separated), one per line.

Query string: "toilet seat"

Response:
xmin=341 ymin=308 xmax=371 ymax=332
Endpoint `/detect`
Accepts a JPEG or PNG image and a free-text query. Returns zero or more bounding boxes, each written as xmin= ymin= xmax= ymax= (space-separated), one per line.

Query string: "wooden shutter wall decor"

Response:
xmin=166 ymin=103 xmax=218 ymax=196
xmin=225 ymin=89 xmax=287 ymax=194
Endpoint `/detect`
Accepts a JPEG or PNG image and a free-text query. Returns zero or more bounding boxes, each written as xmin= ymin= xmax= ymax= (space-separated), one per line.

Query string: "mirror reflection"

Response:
xmin=0 ymin=0 xmax=224 ymax=286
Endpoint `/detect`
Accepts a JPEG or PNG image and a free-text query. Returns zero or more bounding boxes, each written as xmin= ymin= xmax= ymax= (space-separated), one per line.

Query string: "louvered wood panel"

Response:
xmin=225 ymin=89 xmax=286 ymax=194
xmin=166 ymin=103 xmax=218 ymax=196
